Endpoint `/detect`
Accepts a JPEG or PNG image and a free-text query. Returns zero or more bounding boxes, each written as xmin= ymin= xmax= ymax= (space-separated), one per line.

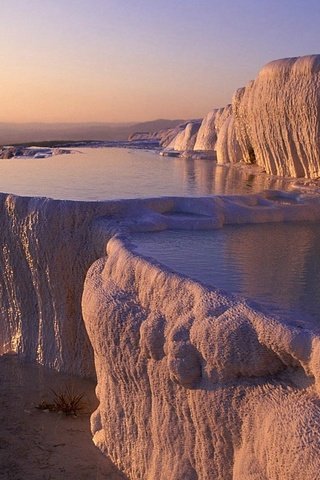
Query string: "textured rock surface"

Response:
xmin=0 ymin=194 xmax=166 ymax=376
xmin=215 ymin=105 xmax=242 ymax=165
xmin=166 ymin=55 xmax=320 ymax=179
xmin=2 ymin=190 xmax=320 ymax=478
xmin=165 ymin=121 xmax=201 ymax=151
xmin=228 ymin=56 xmax=320 ymax=177
xmin=3 ymin=192 xmax=303 ymax=376
xmin=159 ymin=122 xmax=191 ymax=148
xmin=193 ymin=109 xmax=219 ymax=150
xmin=0 ymin=194 xmax=117 ymax=376
xmin=83 ymin=235 xmax=320 ymax=480
xmin=193 ymin=107 xmax=231 ymax=152
xmin=216 ymin=55 xmax=320 ymax=178
xmin=0 ymin=194 xmax=180 ymax=376
xmin=82 ymin=193 xmax=320 ymax=479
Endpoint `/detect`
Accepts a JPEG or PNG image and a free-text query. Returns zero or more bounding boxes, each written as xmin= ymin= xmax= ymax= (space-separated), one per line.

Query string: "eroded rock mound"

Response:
xmin=165 ymin=120 xmax=202 ymax=151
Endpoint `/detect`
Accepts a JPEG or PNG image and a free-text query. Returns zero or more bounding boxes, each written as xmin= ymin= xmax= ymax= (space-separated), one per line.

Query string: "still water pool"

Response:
xmin=0 ymin=147 xmax=290 ymax=200
xmin=131 ymin=222 xmax=320 ymax=322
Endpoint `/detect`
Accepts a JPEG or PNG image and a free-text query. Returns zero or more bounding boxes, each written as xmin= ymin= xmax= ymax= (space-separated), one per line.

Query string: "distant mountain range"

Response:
xmin=0 ymin=119 xmax=185 ymax=145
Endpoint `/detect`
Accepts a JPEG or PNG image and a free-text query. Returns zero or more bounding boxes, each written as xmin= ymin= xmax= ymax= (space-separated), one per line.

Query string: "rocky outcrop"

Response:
xmin=165 ymin=121 xmax=201 ymax=151
xmin=217 ymin=56 xmax=320 ymax=178
xmin=0 ymin=194 xmax=149 ymax=376
xmin=167 ymin=55 xmax=320 ymax=179
xmin=0 ymin=146 xmax=71 ymax=159
xmin=82 ymin=192 xmax=320 ymax=480
xmin=0 ymin=147 xmax=16 ymax=159
xmin=159 ymin=122 xmax=191 ymax=148
xmin=2 ymin=190 xmax=319 ymax=380
xmin=0 ymin=194 xmax=111 ymax=376
xmin=215 ymin=105 xmax=242 ymax=165
xmin=83 ymin=228 xmax=320 ymax=479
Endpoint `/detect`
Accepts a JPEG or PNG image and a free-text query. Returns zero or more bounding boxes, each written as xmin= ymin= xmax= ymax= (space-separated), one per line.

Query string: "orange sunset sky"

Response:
xmin=1 ymin=0 xmax=320 ymax=123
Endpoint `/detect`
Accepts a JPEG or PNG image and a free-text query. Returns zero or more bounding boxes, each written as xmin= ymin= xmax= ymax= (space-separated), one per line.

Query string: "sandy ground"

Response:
xmin=0 ymin=353 xmax=127 ymax=480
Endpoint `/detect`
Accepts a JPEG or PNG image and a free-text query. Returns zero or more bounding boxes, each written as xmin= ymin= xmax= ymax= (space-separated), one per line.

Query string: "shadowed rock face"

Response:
xmin=0 ymin=194 xmax=116 ymax=377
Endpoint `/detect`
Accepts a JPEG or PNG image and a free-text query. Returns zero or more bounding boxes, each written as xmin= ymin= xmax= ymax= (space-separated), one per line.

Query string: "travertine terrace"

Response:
xmin=82 ymin=192 xmax=320 ymax=479
xmin=168 ymin=55 xmax=320 ymax=178
xmin=1 ymin=190 xmax=320 ymax=478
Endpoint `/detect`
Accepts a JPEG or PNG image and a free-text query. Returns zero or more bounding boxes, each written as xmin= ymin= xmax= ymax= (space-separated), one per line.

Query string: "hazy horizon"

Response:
xmin=0 ymin=118 xmax=187 ymax=127
xmin=0 ymin=118 xmax=186 ymax=144
xmin=1 ymin=0 xmax=320 ymax=124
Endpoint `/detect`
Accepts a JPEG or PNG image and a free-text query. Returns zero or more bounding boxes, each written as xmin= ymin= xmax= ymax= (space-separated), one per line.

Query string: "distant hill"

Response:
xmin=0 ymin=119 xmax=185 ymax=145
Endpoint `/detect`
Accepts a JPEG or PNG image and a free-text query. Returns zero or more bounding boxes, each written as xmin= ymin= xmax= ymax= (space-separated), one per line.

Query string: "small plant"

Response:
xmin=36 ymin=387 xmax=85 ymax=416
xmin=51 ymin=388 xmax=85 ymax=416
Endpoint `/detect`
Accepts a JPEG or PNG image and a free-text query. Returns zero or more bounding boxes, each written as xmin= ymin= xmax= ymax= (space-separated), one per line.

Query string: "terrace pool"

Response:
xmin=131 ymin=221 xmax=320 ymax=322
xmin=0 ymin=147 xmax=290 ymax=200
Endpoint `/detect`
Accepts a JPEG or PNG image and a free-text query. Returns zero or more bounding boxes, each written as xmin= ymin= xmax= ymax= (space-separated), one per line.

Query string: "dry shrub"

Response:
xmin=36 ymin=387 xmax=85 ymax=416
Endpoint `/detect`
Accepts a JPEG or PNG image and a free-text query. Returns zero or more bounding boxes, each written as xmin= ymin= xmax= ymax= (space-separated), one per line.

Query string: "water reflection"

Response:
xmin=0 ymin=147 xmax=291 ymax=200
xmin=178 ymin=155 xmax=289 ymax=196
xmin=132 ymin=223 xmax=320 ymax=322
xmin=210 ymin=164 xmax=289 ymax=195
xmin=177 ymin=157 xmax=216 ymax=195
xmin=223 ymin=222 xmax=320 ymax=321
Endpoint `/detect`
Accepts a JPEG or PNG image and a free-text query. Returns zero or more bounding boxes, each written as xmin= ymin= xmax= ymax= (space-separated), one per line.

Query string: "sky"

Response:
xmin=1 ymin=0 xmax=320 ymax=124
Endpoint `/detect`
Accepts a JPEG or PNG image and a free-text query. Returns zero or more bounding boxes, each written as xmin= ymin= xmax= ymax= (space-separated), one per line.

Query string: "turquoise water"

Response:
xmin=0 ymin=147 xmax=290 ymax=200
xmin=132 ymin=222 xmax=320 ymax=322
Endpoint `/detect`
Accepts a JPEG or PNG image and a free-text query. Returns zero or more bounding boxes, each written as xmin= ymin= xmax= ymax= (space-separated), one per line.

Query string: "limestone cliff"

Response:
xmin=0 ymin=194 xmax=148 ymax=376
xmin=83 ymin=230 xmax=320 ymax=480
xmin=167 ymin=55 xmax=320 ymax=179
xmin=224 ymin=55 xmax=320 ymax=177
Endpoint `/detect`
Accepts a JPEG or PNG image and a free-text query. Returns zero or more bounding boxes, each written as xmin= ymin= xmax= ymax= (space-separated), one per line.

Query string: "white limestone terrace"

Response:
xmin=84 ymin=233 xmax=320 ymax=480
xmin=1 ymin=53 xmax=320 ymax=480
xmin=0 ymin=190 xmax=317 ymax=376
xmin=83 ymin=194 xmax=320 ymax=480
xmin=2 ymin=190 xmax=320 ymax=478
xmin=82 ymin=192 xmax=320 ymax=479
xmin=165 ymin=55 xmax=320 ymax=179
xmin=0 ymin=191 xmax=320 ymax=480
